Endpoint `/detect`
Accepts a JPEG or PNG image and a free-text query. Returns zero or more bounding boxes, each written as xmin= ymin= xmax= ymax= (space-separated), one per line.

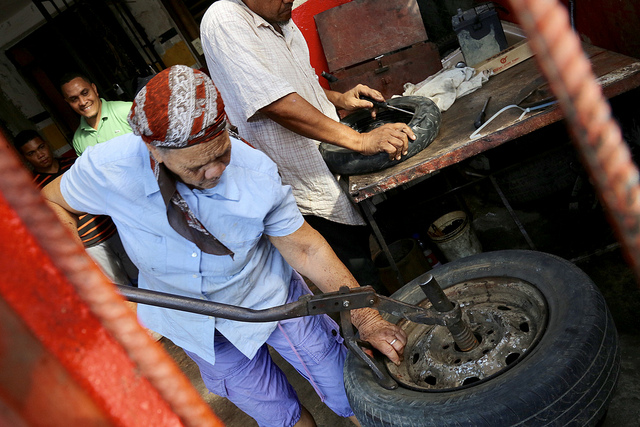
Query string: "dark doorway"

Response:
xmin=6 ymin=0 xmax=161 ymax=141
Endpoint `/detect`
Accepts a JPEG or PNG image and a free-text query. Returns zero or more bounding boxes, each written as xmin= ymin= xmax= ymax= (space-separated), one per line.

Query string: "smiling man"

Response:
xmin=59 ymin=73 xmax=133 ymax=156
xmin=43 ymin=65 xmax=406 ymax=427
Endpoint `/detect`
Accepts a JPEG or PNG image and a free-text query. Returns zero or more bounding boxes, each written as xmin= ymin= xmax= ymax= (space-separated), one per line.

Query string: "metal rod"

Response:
xmin=419 ymin=275 xmax=479 ymax=351
xmin=117 ymin=285 xmax=311 ymax=322
xmin=419 ymin=274 xmax=454 ymax=312
xmin=117 ymin=285 xmax=384 ymax=323
xmin=385 ymin=104 xmax=414 ymax=116
xmin=361 ymin=198 xmax=405 ymax=285
xmin=489 ymin=175 xmax=537 ymax=250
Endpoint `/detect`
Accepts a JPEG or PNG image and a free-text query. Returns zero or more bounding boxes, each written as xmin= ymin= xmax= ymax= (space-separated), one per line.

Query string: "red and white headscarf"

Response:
xmin=128 ymin=65 xmax=233 ymax=257
xmin=128 ymin=65 xmax=227 ymax=148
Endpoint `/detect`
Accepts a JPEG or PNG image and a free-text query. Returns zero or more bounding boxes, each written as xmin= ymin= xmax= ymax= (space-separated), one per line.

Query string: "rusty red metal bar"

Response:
xmin=508 ymin=0 xmax=640 ymax=284
xmin=0 ymin=129 xmax=223 ymax=426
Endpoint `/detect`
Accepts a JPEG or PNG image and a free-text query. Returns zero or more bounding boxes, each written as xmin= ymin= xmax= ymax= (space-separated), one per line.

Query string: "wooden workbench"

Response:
xmin=343 ymin=43 xmax=640 ymax=286
xmin=345 ymin=44 xmax=640 ymax=204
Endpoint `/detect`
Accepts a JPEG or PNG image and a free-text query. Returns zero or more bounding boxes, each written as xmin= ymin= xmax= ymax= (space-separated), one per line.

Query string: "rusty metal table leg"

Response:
xmin=360 ymin=198 xmax=405 ymax=286
xmin=489 ymin=175 xmax=537 ymax=250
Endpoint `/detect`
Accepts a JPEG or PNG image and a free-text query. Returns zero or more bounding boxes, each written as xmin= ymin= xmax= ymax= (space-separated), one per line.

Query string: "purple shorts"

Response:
xmin=184 ymin=271 xmax=354 ymax=427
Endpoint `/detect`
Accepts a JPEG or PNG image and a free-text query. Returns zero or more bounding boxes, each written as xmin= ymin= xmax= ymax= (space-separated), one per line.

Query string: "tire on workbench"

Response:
xmin=320 ymin=96 xmax=441 ymax=176
xmin=343 ymin=250 xmax=620 ymax=427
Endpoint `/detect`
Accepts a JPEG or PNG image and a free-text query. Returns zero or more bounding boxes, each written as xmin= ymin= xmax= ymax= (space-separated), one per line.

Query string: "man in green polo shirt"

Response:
xmin=59 ymin=73 xmax=133 ymax=156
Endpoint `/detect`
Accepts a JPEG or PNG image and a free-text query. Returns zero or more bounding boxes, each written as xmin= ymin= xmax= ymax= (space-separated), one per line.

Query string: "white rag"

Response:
xmin=402 ymin=67 xmax=490 ymax=112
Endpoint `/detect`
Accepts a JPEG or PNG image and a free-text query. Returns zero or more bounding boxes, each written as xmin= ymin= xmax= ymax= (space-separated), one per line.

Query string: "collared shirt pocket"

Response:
xmin=123 ymin=228 xmax=167 ymax=275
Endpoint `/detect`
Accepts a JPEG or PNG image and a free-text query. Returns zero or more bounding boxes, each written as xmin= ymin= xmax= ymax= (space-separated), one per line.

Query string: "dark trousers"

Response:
xmin=304 ymin=215 xmax=386 ymax=295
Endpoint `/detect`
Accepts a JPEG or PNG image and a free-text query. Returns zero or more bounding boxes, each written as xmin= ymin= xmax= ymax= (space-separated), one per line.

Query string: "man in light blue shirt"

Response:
xmin=44 ymin=65 xmax=406 ymax=427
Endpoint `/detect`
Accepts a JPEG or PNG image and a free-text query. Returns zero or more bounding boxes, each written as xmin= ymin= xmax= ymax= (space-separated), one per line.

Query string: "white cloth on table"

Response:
xmin=402 ymin=67 xmax=490 ymax=112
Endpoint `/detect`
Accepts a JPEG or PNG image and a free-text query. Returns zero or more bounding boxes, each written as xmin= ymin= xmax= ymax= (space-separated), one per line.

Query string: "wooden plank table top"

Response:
xmin=345 ymin=44 xmax=640 ymax=203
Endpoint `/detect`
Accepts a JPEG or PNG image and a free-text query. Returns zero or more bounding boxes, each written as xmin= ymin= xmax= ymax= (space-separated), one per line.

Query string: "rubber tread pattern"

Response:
xmin=343 ymin=250 xmax=620 ymax=427
xmin=320 ymin=96 xmax=441 ymax=176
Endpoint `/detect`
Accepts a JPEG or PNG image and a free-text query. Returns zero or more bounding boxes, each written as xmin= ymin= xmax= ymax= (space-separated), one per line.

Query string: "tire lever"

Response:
xmin=474 ymin=96 xmax=491 ymax=129
xmin=361 ymin=95 xmax=413 ymax=115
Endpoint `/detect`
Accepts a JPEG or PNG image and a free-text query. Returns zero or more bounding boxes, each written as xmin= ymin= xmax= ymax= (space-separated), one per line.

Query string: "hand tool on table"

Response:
xmin=117 ymin=272 xmax=477 ymax=390
xmin=474 ymin=96 xmax=491 ymax=129
xmin=515 ymin=77 xmax=556 ymax=108
xmin=471 ymin=78 xmax=558 ymax=139
xmin=361 ymin=95 xmax=413 ymax=115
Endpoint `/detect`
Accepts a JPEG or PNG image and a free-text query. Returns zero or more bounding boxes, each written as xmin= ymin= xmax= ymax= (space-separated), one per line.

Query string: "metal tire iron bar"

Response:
xmin=360 ymin=95 xmax=414 ymax=116
xmin=118 ymin=273 xmax=477 ymax=390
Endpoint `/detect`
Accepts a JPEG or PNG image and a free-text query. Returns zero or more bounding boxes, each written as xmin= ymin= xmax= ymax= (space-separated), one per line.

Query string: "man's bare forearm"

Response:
xmin=46 ymin=200 xmax=82 ymax=245
xmin=41 ymin=175 xmax=85 ymax=245
xmin=268 ymin=221 xmax=407 ymax=364
xmin=260 ymin=91 xmax=413 ymax=160
xmin=268 ymin=222 xmax=381 ymax=328
xmin=260 ymin=93 xmax=364 ymax=151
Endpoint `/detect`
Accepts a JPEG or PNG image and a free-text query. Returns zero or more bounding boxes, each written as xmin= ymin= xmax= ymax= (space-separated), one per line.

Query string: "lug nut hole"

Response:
xmin=506 ymin=352 xmax=520 ymax=365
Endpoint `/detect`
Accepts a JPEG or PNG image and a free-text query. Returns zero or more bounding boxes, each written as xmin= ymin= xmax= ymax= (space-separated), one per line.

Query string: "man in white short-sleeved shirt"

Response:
xmin=201 ymin=0 xmax=416 ymax=294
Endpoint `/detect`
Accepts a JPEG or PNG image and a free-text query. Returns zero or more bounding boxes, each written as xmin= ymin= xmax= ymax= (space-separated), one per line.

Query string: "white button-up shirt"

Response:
xmin=201 ymin=0 xmax=365 ymax=226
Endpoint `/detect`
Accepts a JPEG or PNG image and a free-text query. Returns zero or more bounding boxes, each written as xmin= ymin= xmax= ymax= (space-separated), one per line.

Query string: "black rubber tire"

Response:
xmin=320 ymin=96 xmax=441 ymax=176
xmin=344 ymin=250 xmax=620 ymax=426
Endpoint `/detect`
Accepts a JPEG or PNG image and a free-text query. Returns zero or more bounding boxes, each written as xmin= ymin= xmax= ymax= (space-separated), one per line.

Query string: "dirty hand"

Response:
xmin=351 ymin=308 xmax=407 ymax=365
xmin=358 ymin=123 xmax=415 ymax=161
xmin=339 ymin=84 xmax=385 ymax=115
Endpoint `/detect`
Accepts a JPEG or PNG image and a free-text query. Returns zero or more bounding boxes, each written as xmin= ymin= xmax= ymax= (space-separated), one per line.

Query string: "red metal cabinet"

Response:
xmin=315 ymin=0 xmax=442 ymax=99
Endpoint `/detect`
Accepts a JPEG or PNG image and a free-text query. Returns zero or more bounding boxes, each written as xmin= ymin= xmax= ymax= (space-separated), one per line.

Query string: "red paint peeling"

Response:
xmin=0 ymin=196 xmax=183 ymax=426
xmin=293 ymin=0 xmax=353 ymax=88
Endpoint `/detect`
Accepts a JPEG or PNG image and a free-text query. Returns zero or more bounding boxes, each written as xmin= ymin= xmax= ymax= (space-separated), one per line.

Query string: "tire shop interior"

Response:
xmin=1 ymin=0 xmax=640 ymax=425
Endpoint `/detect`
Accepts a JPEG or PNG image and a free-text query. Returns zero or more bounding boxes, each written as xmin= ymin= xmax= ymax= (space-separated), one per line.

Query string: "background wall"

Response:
xmin=2 ymin=0 xmax=639 ymax=152
xmin=491 ymin=0 xmax=640 ymax=60
xmin=0 ymin=0 xmax=196 ymax=153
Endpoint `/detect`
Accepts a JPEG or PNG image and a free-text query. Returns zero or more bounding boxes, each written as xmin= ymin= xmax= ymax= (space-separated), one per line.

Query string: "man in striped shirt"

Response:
xmin=14 ymin=130 xmax=138 ymax=287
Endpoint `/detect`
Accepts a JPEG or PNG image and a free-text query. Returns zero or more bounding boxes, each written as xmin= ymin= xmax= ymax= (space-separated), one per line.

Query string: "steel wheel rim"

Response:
xmin=385 ymin=277 xmax=548 ymax=392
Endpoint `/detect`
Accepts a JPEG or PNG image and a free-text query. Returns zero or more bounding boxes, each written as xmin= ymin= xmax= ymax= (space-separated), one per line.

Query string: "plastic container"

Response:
xmin=452 ymin=2 xmax=508 ymax=67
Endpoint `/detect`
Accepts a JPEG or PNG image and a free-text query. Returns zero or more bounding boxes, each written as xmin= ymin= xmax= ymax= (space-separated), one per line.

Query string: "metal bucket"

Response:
xmin=374 ymin=238 xmax=430 ymax=294
xmin=427 ymin=211 xmax=482 ymax=262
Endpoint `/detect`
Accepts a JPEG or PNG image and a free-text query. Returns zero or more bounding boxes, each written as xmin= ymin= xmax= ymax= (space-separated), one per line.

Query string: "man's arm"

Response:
xmin=268 ymin=221 xmax=407 ymax=365
xmin=260 ymin=88 xmax=415 ymax=161
xmin=323 ymin=83 xmax=382 ymax=113
xmin=41 ymin=175 xmax=85 ymax=245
